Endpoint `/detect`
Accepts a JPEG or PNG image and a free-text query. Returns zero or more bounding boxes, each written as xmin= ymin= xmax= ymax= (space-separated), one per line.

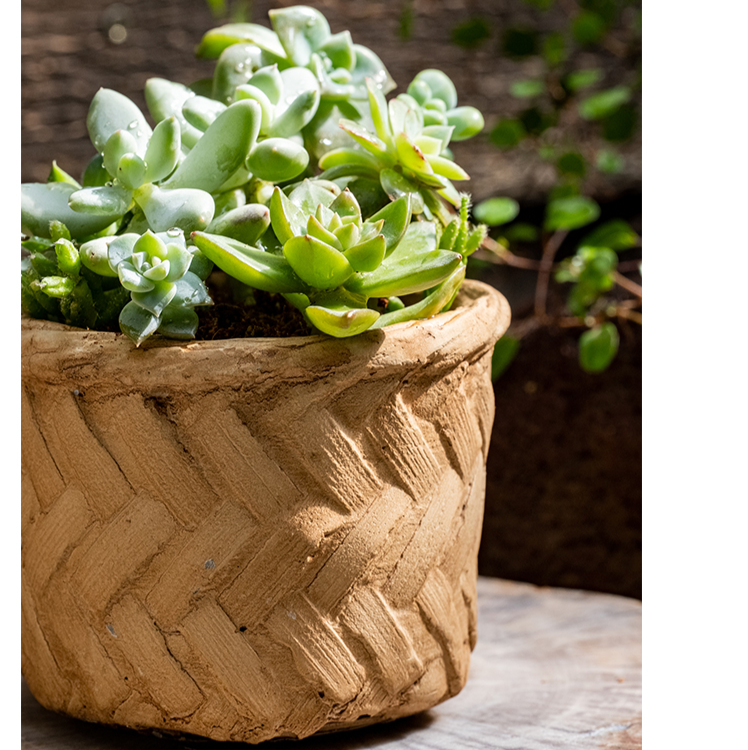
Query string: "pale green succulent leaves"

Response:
xmin=108 ymin=228 xmax=211 ymax=346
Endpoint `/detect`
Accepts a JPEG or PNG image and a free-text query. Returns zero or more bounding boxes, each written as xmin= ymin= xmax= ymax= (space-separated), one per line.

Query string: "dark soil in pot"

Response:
xmin=479 ymin=321 xmax=642 ymax=600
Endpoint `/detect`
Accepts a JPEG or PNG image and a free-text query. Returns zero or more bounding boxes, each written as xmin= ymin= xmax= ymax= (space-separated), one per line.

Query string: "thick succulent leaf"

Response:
xmin=33 ymin=275 xmax=76 ymax=298
xmin=329 ymin=188 xmax=361 ymax=221
xmin=134 ymin=184 xmax=215 ymax=233
xmin=142 ymin=260 xmax=170 ymax=281
xmin=287 ymin=179 xmax=337 ymax=215
xmin=317 ymin=147 xmax=383 ymax=172
xmin=339 ymin=119 xmax=391 ymax=161
xmin=371 ymin=265 xmax=466 ymax=328
xmin=283 ymin=234 xmax=354 ymax=289
xmin=211 ymin=43 xmax=266 ymax=105
xmin=422 ymin=109 xmax=448 ymax=127
xmin=144 ymin=117 xmax=181 ymax=183
xmin=21 ymin=183 xmax=119 ymax=239
xmin=437 ymin=178 xmax=461 ymax=207
xmin=413 ymin=135 xmax=443 ymax=156
xmin=216 ymin=165 xmax=253 ymax=193
xmin=235 ymin=84 xmax=275 ymax=131
xmin=117 ymin=154 xmax=148 ymax=190
xmin=368 ymin=194 xmax=412 ymax=253
xmin=247 ymin=137 xmax=309 ymax=181
xmin=119 ymin=300 xmax=160 ymax=346
xmin=306 ymin=215 xmax=343 ymax=251
xmin=379 ymin=169 xmax=425 ymax=214
xmin=213 ymin=188 xmax=246 ymax=218
xmin=420 ymin=124 xmax=455 ymax=152
xmin=426 ymin=153 xmax=470 ymax=181
xmin=407 ymin=79 xmax=431 ymax=105
xmin=306 ymin=302 xmax=379 ymax=338
xmin=54 ymin=238 xmax=80 ymax=277
xmin=395 ymin=132 xmax=435 ymax=178
xmin=318 ymin=31 xmax=356 ymax=70
xmin=269 ymin=185 xmax=307 ymax=243
xmin=172 ymin=271 xmax=212 ymax=306
xmin=118 ymin=261 xmax=155 ymax=293
xmin=162 ymin=100 xmax=261 ymax=193
xmin=267 ymin=87 xmax=320 ymax=138
xmin=191 ymin=231 xmax=305 ymax=293
xmin=269 ymin=6 xmax=330 ymax=66
xmin=144 ymin=78 xmax=202 ymax=149
xmin=447 ymin=106 xmax=485 ymax=141
xmin=343 ymin=234 xmax=385 ymax=272
xmin=164 ymin=242 xmax=194 ymax=282
xmin=206 ymin=203 xmax=271 ymax=246
xmin=107 ymin=233 xmax=140 ymax=268
xmin=345 ymin=221 xmax=461 ymax=297
xmin=79 ymin=236 xmax=119 ymax=277
xmin=349 ymin=44 xmax=396 ymax=98
xmin=81 ymin=154 xmax=110 ymax=188
xmin=196 ymin=22 xmax=286 ymax=60
xmin=157 ymin=305 xmax=200 ymax=340
xmin=333 ymin=221 xmax=360 ymax=250
xmin=131 ymin=280 xmax=177 ymax=317
xmin=68 ymin=185 xmax=132 ymax=217
xmin=182 ymin=96 xmax=227 ymax=132
xmin=47 ymin=161 xmax=81 ymax=189
xmin=103 ymin=129 xmax=138 ymax=177
xmin=247 ymin=64 xmax=283 ymax=106
xmin=87 ymin=88 xmax=152 ymax=157
xmin=413 ymin=69 xmax=457 ymax=109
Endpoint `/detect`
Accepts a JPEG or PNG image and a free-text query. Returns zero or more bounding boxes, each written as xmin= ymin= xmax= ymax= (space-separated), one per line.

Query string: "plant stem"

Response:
xmin=478 ymin=237 xmax=543 ymax=270
xmin=613 ymin=271 xmax=643 ymax=298
xmin=534 ymin=230 xmax=568 ymax=321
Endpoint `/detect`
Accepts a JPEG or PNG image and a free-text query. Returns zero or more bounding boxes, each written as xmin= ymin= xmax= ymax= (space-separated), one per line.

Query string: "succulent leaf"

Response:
xmin=22 ymin=183 xmax=119 ymax=239
xmin=269 ymin=6 xmax=330 ymax=66
xmin=306 ymin=302 xmax=379 ymax=338
xmin=162 ymin=99 xmax=261 ymax=193
xmin=196 ymin=22 xmax=286 ymax=60
xmin=283 ymin=234 xmax=354 ymax=289
xmin=134 ymin=183 xmax=215 ymax=233
xmin=191 ymin=231 xmax=306 ymax=293
xmin=247 ymin=137 xmax=310 ymax=182
xmin=87 ymin=88 xmax=152 ymax=157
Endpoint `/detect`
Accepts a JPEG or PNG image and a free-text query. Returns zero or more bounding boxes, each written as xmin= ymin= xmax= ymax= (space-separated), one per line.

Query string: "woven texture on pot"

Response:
xmin=21 ymin=280 xmax=510 ymax=743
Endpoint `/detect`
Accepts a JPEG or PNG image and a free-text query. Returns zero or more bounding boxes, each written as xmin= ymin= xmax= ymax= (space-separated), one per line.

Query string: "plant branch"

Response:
xmin=613 ymin=271 xmax=643 ymax=298
xmin=478 ymin=237 xmax=544 ymax=270
xmin=534 ymin=230 xmax=569 ymax=321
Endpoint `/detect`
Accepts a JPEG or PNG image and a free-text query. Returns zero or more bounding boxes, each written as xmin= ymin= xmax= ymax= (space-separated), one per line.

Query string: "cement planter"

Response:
xmin=21 ymin=279 xmax=510 ymax=743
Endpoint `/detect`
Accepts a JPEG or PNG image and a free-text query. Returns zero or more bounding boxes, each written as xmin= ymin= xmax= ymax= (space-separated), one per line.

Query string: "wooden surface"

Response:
xmin=22 ymin=577 xmax=642 ymax=749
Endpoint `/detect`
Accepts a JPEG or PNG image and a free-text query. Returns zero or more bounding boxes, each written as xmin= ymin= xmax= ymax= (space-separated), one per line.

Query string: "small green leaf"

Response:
xmin=368 ymin=194 xmax=412 ymax=253
xmin=545 ymin=196 xmax=600 ymax=231
xmin=510 ymin=80 xmax=546 ymax=98
xmin=565 ymin=68 xmax=603 ymax=92
xmin=119 ymin=300 xmax=160 ymax=346
xmin=581 ymin=219 xmax=639 ymax=251
xmin=557 ymin=151 xmax=587 ymax=177
xmin=578 ymin=86 xmax=631 ymax=120
xmin=87 ymin=88 xmax=152 ymax=157
xmin=144 ymin=117 xmax=181 ymax=183
xmin=47 ymin=161 xmax=82 ymax=189
xmin=474 ymin=197 xmax=520 ymax=227
xmin=596 ymin=149 xmax=625 ymax=174
xmin=206 ymin=203 xmax=271 ymax=246
xmin=283 ymin=234 xmax=354 ymax=289
xmin=131 ymin=280 xmax=177 ymax=317
xmin=489 ymin=118 xmax=525 ymax=149
xmin=158 ymin=305 xmax=200 ymax=340
xmin=579 ymin=323 xmax=619 ymax=373
xmin=504 ymin=223 xmax=539 ymax=243
xmin=247 ymin=137 xmax=310 ymax=182
xmin=491 ymin=336 xmax=520 ymax=380
xmin=572 ymin=11 xmax=606 ymax=46
xmin=33 ymin=275 xmax=76 ymax=299
xmin=306 ymin=302 xmax=379 ymax=338
xmin=451 ymin=18 xmax=491 ymax=48
xmin=55 ymin=239 xmax=80 ymax=277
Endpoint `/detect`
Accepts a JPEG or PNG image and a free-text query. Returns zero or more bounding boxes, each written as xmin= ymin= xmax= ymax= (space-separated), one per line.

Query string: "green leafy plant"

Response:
xmin=448 ymin=0 xmax=641 ymax=374
xmin=21 ymin=5 xmax=487 ymax=347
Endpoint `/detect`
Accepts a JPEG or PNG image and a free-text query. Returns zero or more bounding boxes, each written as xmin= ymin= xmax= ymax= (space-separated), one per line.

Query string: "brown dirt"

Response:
xmin=480 ymin=320 xmax=642 ymax=600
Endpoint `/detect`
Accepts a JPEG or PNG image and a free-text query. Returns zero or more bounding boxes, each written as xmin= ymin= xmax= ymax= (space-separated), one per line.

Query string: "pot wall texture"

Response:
xmin=21 ymin=280 xmax=510 ymax=743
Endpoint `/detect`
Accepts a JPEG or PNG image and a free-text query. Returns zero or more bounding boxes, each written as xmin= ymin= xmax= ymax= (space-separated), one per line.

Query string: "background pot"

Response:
xmin=21 ymin=280 xmax=510 ymax=743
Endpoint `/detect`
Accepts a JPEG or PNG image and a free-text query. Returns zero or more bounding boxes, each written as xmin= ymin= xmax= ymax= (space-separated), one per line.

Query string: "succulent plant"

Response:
xmin=21 ymin=5 xmax=487 ymax=347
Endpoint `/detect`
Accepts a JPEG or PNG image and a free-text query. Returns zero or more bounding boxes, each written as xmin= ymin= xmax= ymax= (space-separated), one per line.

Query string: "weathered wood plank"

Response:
xmin=21 ymin=577 xmax=642 ymax=749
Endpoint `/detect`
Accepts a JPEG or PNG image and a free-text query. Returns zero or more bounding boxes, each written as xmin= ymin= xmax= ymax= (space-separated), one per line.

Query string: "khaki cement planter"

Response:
xmin=21 ymin=279 xmax=510 ymax=744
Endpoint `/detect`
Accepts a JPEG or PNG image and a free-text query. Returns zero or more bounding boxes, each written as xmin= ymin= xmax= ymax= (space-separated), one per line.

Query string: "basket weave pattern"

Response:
xmin=21 ymin=282 xmax=509 ymax=743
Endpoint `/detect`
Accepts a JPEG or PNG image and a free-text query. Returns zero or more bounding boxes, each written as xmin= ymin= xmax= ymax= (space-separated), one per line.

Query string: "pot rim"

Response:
xmin=22 ymin=279 xmax=510 ymax=388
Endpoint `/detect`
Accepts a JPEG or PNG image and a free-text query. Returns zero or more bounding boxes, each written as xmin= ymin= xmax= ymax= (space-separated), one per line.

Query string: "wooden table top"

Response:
xmin=22 ymin=577 xmax=642 ymax=749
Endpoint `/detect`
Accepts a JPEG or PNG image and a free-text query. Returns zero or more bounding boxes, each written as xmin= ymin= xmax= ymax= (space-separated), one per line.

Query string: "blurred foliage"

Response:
xmin=449 ymin=0 xmax=640 ymax=376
